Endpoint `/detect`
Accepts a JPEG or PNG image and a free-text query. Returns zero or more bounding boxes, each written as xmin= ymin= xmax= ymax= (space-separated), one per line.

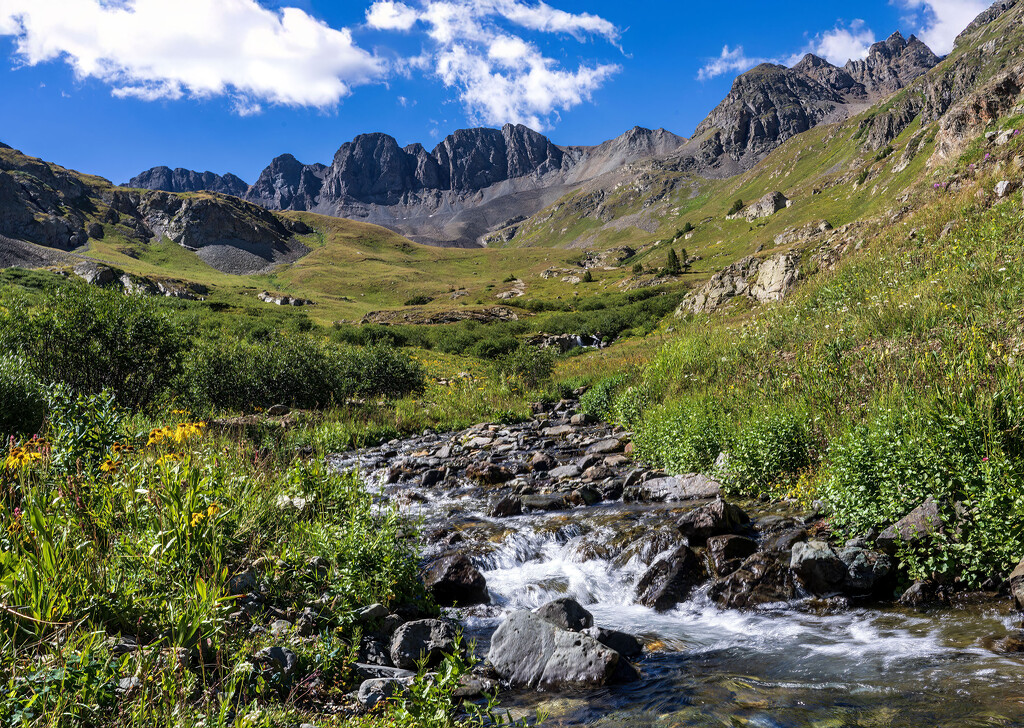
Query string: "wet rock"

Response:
xmin=582 ymin=465 xmax=613 ymax=482
xmin=709 ymin=552 xmax=796 ymax=609
xmin=466 ymin=462 xmax=512 ymax=485
xmin=570 ymin=413 xmax=597 ymax=425
xmin=838 ymin=546 xmax=894 ymax=595
xmin=876 ymin=498 xmax=943 ymax=552
xmin=627 ymin=474 xmax=722 ymax=502
xmin=389 ymin=619 xmax=458 ymax=670
xmin=486 ymin=611 xmax=620 ymax=689
xmin=635 ymin=545 xmax=706 ymax=611
xmin=543 ymin=425 xmax=574 ymax=438
xmin=898 ymin=581 xmax=933 ymax=607
xmin=357 ymin=603 xmax=389 ymax=622
xmin=615 ymin=527 xmax=686 ymax=568
xmin=791 ymin=541 xmax=847 ymax=594
xmin=548 ymin=464 xmax=582 ymax=480
xmin=587 ymin=438 xmax=624 ymax=455
xmin=568 ymin=486 xmax=602 ymax=507
xmin=707 ymin=534 xmax=758 ymax=577
xmin=530 ymin=453 xmax=556 ymax=472
xmin=1009 ymin=557 xmax=1024 ymax=610
xmin=762 ymin=527 xmax=808 ymax=552
xmin=534 ymin=597 xmax=593 ymax=631
xmin=421 ymin=469 xmax=445 ymax=487
xmin=423 ymin=554 xmax=489 ymax=607
xmin=522 ymin=494 xmax=568 ymax=512
xmin=490 ymin=495 xmax=523 ymax=518
xmin=677 ymin=499 xmax=750 ymax=546
xmin=358 ymin=677 xmax=413 ymax=709
xmin=582 ymin=627 xmax=644 ymax=658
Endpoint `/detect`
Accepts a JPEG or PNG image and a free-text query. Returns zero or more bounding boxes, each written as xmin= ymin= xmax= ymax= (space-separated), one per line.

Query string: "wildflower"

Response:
xmin=100 ymin=459 xmax=119 ymax=473
xmin=190 ymin=511 xmax=206 ymax=528
xmin=207 ymin=504 xmax=221 ymax=518
xmin=156 ymin=453 xmax=181 ymax=466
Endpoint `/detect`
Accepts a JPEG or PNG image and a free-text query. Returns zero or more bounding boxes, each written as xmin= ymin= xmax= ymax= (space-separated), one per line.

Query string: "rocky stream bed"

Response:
xmin=327 ymin=398 xmax=1024 ymax=727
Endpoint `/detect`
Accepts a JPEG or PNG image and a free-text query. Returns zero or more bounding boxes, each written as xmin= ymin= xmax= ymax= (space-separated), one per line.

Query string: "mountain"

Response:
xmin=681 ymin=32 xmax=941 ymax=176
xmin=128 ymin=166 xmax=249 ymax=197
xmin=129 ymin=124 xmax=687 ymax=248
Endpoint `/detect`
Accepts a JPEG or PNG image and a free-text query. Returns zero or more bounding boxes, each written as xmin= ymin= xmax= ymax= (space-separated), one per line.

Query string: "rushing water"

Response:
xmin=332 ymin=450 xmax=1024 ymax=727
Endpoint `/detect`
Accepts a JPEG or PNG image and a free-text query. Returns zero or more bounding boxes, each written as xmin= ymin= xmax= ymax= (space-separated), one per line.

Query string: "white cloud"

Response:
xmin=0 ymin=0 xmax=384 ymax=112
xmin=365 ymin=1 xmax=419 ymax=31
xmin=697 ymin=45 xmax=771 ymax=81
xmin=366 ymin=0 xmax=621 ymax=129
xmin=811 ymin=20 xmax=876 ymax=65
xmin=899 ymin=0 xmax=990 ymax=55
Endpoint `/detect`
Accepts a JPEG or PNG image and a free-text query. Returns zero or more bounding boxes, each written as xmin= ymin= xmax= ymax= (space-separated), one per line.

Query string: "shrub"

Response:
xmin=500 ymin=345 xmax=555 ymax=388
xmin=582 ymin=270 xmax=594 ymax=283
xmin=580 ymin=375 xmax=627 ymax=419
xmin=632 ymin=262 xmax=644 ymax=275
xmin=0 ymin=285 xmax=185 ymax=409
xmin=724 ymin=409 xmax=812 ymax=495
xmin=181 ymin=337 xmax=424 ymax=412
xmin=728 ymin=199 xmax=744 ymax=216
xmin=404 ymin=295 xmax=433 ymax=306
xmin=634 ymin=399 xmax=727 ymax=473
xmin=0 ymin=355 xmax=46 ymax=440
xmin=45 ymin=385 xmax=126 ymax=475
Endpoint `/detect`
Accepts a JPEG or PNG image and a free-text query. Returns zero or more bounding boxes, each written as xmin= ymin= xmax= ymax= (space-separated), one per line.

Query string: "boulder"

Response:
xmin=743 ymin=191 xmax=790 ymax=221
xmin=838 ymin=546 xmax=894 ymax=595
xmin=254 ymin=646 xmax=298 ymax=680
xmin=490 ymin=495 xmax=523 ymax=518
xmin=534 ymin=597 xmax=593 ymax=631
xmin=707 ymin=534 xmax=758 ymax=576
xmin=486 ymin=611 xmax=620 ymax=689
xmin=677 ymin=499 xmax=750 ymax=545
xmin=548 ymin=464 xmax=582 ymax=480
xmin=635 ymin=545 xmax=706 ymax=611
xmin=389 ymin=619 xmax=458 ymax=670
xmin=357 ymin=677 xmax=414 ymax=709
xmin=709 ymin=552 xmax=796 ymax=609
xmin=466 ymin=462 xmax=512 ymax=485
xmin=995 ymin=180 xmax=1019 ymax=198
xmin=876 ymin=498 xmax=943 ymax=552
xmin=791 ymin=541 xmax=847 ymax=594
xmin=1009 ymin=557 xmax=1024 ymax=610
xmin=582 ymin=627 xmax=643 ymax=658
xmin=423 ymin=554 xmax=489 ymax=607
xmin=587 ymin=439 xmax=624 ymax=455
xmin=530 ymin=453 xmax=556 ymax=472
xmin=627 ymin=474 xmax=722 ymax=502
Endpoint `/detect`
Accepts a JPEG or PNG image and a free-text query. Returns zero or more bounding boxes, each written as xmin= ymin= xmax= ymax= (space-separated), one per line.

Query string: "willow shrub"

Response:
xmin=0 ymin=355 xmax=46 ymax=440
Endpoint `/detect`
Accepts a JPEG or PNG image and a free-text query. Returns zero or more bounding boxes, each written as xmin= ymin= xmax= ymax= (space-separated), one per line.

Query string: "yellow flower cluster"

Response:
xmin=4 ymin=447 xmax=43 ymax=470
xmin=147 ymin=422 xmax=207 ymax=447
xmin=190 ymin=504 xmax=221 ymax=528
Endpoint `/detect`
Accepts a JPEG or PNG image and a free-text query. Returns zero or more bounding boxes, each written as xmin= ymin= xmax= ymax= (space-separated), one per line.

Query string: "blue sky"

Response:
xmin=0 ymin=0 xmax=991 ymax=184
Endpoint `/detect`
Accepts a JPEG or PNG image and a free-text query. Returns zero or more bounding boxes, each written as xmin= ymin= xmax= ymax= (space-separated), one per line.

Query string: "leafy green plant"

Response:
xmin=728 ymin=199 xmax=744 ymax=216
xmin=724 ymin=409 xmax=812 ymax=495
xmin=45 ymin=385 xmax=126 ymax=475
xmin=404 ymin=295 xmax=433 ymax=306
xmin=634 ymin=399 xmax=727 ymax=473
xmin=499 ymin=345 xmax=556 ymax=389
xmin=0 ymin=355 xmax=46 ymax=440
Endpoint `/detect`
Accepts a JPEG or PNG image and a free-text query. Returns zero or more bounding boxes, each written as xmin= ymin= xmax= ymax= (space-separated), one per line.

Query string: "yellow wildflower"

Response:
xmin=100 ymin=459 xmax=119 ymax=473
xmin=190 ymin=511 xmax=205 ymax=528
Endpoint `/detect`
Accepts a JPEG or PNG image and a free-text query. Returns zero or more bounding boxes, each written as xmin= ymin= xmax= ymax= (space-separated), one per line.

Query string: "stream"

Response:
xmin=330 ymin=405 xmax=1024 ymax=727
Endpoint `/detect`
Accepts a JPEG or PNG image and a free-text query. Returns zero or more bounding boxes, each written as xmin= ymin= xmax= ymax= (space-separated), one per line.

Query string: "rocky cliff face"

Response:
xmin=128 ymin=166 xmax=249 ymax=197
xmin=686 ymin=33 xmax=941 ymax=174
xmin=129 ymin=124 xmax=686 ymax=248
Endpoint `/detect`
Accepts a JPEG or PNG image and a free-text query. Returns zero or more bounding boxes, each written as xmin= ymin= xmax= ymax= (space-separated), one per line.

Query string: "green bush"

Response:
xmin=634 ymin=399 xmax=727 ymax=473
xmin=45 ymin=386 xmax=125 ymax=475
xmin=728 ymin=199 xmax=744 ymax=216
xmin=181 ymin=337 xmax=424 ymax=412
xmin=0 ymin=285 xmax=185 ymax=409
xmin=724 ymin=409 xmax=812 ymax=494
xmin=582 ymin=270 xmax=594 ymax=283
xmin=0 ymin=356 xmax=46 ymax=440
xmin=580 ymin=375 xmax=627 ymax=419
xmin=500 ymin=345 xmax=555 ymax=388
xmin=404 ymin=295 xmax=433 ymax=306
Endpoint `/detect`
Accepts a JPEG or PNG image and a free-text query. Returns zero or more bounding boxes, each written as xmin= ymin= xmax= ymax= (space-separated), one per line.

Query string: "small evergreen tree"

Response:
xmin=679 ymin=248 xmax=691 ymax=273
xmin=728 ymin=199 xmax=744 ymax=216
xmin=665 ymin=248 xmax=682 ymax=275
xmin=582 ymin=269 xmax=594 ymax=283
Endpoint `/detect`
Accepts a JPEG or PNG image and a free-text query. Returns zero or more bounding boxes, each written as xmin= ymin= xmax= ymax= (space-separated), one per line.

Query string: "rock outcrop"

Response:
xmin=679 ymin=252 xmax=802 ymax=314
xmin=843 ymin=33 xmax=942 ymax=96
xmin=128 ymin=167 xmax=249 ymax=197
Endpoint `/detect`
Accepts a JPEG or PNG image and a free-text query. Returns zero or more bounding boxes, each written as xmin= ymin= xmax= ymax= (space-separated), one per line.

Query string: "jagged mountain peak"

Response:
xmin=128 ymin=166 xmax=249 ymax=198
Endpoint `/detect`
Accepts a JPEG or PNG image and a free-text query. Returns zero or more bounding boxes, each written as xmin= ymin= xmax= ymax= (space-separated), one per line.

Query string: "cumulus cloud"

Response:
xmin=0 ymin=0 xmax=384 ymax=111
xmin=697 ymin=45 xmax=771 ymax=81
xmin=899 ymin=0 xmax=990 ymax=55
xmin=810 ymin=20 xmax=876 ymax=65
xmin=365 ymin=0 xmax=620 ymax=130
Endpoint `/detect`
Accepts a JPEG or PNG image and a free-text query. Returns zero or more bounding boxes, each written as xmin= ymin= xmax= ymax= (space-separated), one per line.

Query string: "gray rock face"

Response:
xmin=128 ymin=166 xmax=249 ymax=197
xmin=708 ymin=534 xmax=758 ymax=577
xmin=582 ymin=626 xmax=643 ymax=658
xmin=423 ymin=554 xmax=489 ymax=607
xmin=739 ymin=191 xmax=790 ymax=221
xmin=844 ymin=33 xmax=941 ymax=96
xmin=357 ymin=677 xmax=414 ymax=709
xmin=389 ymin=619 xmax=458 ymax=670
xmin=709 ymin=552 xmax=796 ymax=608
xmin=627 ymin=474 xmax=722 ymax=502
xmin=246 ymin=154 xmax=328 ymax=211
xmin=534 ymin=597 xmax=594 ymax=631
xmin=486 ymin=610 xmax=620 ymax=689
xmin=635 ymin=545 xmax=705 ymax=611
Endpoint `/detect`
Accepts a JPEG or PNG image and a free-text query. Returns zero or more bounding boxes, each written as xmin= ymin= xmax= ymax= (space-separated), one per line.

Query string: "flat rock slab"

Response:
xmin=632 ymin=474 xmax=722 ymax=502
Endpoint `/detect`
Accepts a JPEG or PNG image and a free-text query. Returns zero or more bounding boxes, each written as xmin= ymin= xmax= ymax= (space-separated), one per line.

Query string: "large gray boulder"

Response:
xmin=486 ymin=611 xmax=620 ymax=689
xmin=389 ymin=619 xmax=458 ymax=670
xmin=357 ymin=677 xmax=414 ymax=709
xmin=709 ymin=552 xmax=796 ymax=609
xmin=626 ymin=474 xmax=722 ymax=502
xmin=791 ymin=541 xmax=847 ymax=594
